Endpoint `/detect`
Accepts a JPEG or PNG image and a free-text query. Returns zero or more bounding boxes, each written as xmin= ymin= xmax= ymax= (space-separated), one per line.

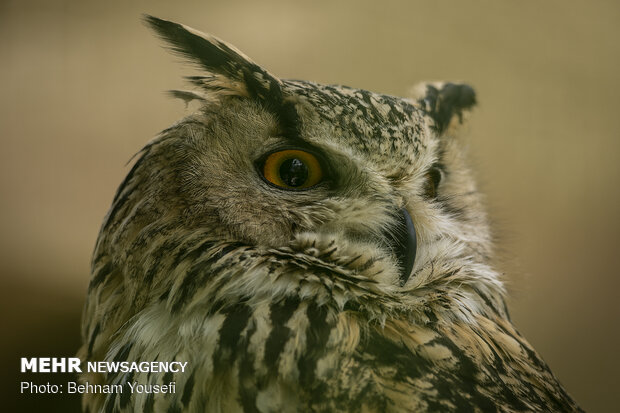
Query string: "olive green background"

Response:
xmin=2 ymin=1 xmax=618 ymax=411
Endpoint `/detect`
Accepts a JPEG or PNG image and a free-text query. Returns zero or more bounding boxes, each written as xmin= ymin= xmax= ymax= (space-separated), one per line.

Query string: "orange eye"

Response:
xmin=262 ymin=149 xmax=323 ymax=189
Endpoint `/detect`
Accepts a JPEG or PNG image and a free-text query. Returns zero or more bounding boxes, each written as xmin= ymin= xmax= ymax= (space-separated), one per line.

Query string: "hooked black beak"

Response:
xmin=387 ymin=208 xmax=417 ymax=285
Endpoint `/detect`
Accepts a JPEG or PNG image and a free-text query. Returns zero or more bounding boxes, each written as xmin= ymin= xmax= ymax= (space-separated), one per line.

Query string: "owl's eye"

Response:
xmin=262 ymin=149 xmax=323 ymax=190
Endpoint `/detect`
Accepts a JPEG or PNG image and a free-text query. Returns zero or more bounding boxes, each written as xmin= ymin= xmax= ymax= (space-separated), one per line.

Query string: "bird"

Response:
xmin=78 ymin=15 xmax=583 ymax=413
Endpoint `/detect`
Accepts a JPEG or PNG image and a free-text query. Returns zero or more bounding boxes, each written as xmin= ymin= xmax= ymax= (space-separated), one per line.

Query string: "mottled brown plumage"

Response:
xmin=78 ymin=15 xmax=583 ymax=412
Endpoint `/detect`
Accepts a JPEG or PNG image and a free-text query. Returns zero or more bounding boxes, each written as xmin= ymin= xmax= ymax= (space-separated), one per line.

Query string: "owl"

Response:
xmin=78 ymin=16 xmax=583 ymax=413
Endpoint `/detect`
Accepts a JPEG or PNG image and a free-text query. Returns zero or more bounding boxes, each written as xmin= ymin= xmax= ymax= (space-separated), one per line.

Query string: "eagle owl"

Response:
xmin=79 ymin=16 xmax=583 ymax=413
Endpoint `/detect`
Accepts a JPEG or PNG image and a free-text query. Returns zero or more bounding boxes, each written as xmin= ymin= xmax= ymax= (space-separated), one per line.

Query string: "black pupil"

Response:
xmin=279 ymin=158 xmax=308 ymax=187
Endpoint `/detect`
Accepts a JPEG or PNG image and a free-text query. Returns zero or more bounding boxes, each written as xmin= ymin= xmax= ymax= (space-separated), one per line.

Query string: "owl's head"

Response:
xmin=90 ymin=16 xmax=504 ymax=331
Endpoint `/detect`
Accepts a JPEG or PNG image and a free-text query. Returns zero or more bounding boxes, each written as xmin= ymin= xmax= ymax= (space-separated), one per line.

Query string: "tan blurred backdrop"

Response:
xmin=2 ymin=0 xmax=618 ymax=411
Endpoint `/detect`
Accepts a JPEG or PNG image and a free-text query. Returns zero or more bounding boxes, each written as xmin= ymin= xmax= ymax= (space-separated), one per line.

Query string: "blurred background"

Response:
xmin=2 ymin=0 xmax=618 ymax=411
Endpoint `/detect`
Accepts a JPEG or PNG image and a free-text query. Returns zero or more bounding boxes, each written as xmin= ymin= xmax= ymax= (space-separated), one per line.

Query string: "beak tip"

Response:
xmin=396 ymin=208 xmax=417 ymax=286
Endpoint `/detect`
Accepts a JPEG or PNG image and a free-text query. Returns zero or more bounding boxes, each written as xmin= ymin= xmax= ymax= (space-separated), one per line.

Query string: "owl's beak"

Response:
xmin=391 ymin=208 xmax=417 ymax=286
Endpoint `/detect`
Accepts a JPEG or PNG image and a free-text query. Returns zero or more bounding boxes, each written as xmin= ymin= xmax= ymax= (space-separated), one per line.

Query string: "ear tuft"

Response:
xmin=411 ymin=82 xmax=477 ymax=134
xmin=143 ymin=15 xmax=282 ymax=101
